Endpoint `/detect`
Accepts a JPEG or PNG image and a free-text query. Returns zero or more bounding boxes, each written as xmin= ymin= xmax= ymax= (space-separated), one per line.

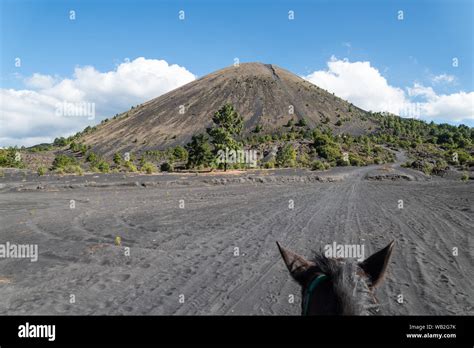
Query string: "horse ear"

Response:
xmin=276 ymin=241 xmax=315 ymax=285
xmin=359 ymin=240 xmax=395 ymax=288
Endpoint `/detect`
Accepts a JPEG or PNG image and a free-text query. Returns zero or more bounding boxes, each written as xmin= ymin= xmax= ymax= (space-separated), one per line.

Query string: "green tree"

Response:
xmin=53 ymin=137 xmax=68 ymax=147
xmin=172 ymin=146 xmax=188 ymax=162
xmin=276 ymin=144 xmax=297 ymax=167
xmin=185 ymin=134 xmax=213 ymax=169
xmin=207 ymin=104 xmax=243 ymax=171
xmin=312 ymin=130 xmax=342 ymax=162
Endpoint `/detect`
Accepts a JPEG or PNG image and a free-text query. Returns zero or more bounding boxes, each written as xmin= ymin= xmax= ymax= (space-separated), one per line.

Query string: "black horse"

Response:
xmin=277 ymin=240 xmax=395 ymax=315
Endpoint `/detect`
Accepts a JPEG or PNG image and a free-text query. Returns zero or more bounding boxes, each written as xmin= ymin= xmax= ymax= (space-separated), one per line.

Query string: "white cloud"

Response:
xmin=304 ymin=56 xmax=473 ymax=124
xmin=416 ymin=90 xmax=474 ymax=122
xmin=24 ymin=73 xmax=57 ymax=89
xmin=304 ymin=56 xmax=409 ymax=115
xmin=432 ymin=74 xmax=456 ymax=84
xmin=1 ymin=56 xmax=472 ymax=148
xmin=0 ymin=58 xmax=196 ymax=147
xmin=407 ymin=83 xmax=437 ymax=99
xmin=406 ymin=82 xmax=473 ymax=122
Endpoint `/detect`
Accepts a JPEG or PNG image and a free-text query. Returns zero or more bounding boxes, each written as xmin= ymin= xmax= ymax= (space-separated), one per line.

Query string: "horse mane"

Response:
xmin=309 ymin=253 xmax=380 ymax=315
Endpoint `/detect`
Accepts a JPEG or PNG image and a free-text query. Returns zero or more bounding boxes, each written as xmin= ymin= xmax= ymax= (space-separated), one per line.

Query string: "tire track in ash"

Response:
xmin=354 ymin=181 xmax=412 ymax=315
xmin=362 ymin=181 xmax=473 ymax=315
xmin=110 ymin=184 xmax=323 ymax=314
xmin=217 ymin=168 xmax=385 ymax=315
xmin=126 ymin=184 xmax=322 ymax=314
xmin=391 ymin=182 xmax=472 ymax=314
xmin=168 ymin=184 xmax=334 ymax=314
xmin=43 ymin=184 xmax=261 ymax=314
xmin=220 ymin=183 xmax=360 ymax=315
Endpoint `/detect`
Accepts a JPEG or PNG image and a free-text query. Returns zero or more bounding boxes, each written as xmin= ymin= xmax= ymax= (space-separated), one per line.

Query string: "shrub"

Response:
xmin=0 ymin=148 xmax=25 ymax=168
xmin=317 ymin=145 xmax=342 ymax=162
xmin=432 ymin=159 xmax=449 ymax=174
xmin=97 ymin=161 xmax=110 ymax=173
xmin=349 ymin=154 xmax=363 ymax=166
xmin=253 ymin=124 xmax=263 ymax=133
xmin=456 ymin=150 xmax=471 ymax=165
xmin=123 ymin=161 xmax=137 ymax=172
xmin=401 ymin=161 xmax=413 ymax=168
xmin=172 ymin=146 xmax=188 ymax=162
xmin=37 ymin=166 xmax=47 ymax=176
xmin=311 ymin=160 xmax=325 ymax=171
xmin=264 ymin=160 xmax=275 ymax=169
xmin=80 ymin=144 xmax=88 ymax=155
xmin=312 ymin=131 xmax=333 ymax=147
xmin=160 ymin=162 xmax=173 ymax=172
xmin=141 ymin=162 xmax=157 ymax=174
xmin=461 ymin=172 xmax=469 ymax=181
xmin=276 ymin=144 xmax=297 ymax=167
xmin=296 ymin=119 xmax=307 ymax=127
xmin=335 ymin=120 xmax=343 ymax=126
xmin=86 ymin=152 xmax=98 ymax=163
xmin=421 ymin=162 xmax=434 ymax=175
xmin=113 ymin=152 xmax=122 ymax=165
xmin=64 ymin=165 xmax=84 ymax=175
xmin=336 ymin=158 xmax=349 ymax=166
xmin=231 ymin=162 xmax=246 ymax=170
xmin=52 ymin=154 xmax=77 ymax=169
xmin=437 ymin=132 xmax=454 ymax=145
xmin=297 ymin=152 xmax=311 ymax=167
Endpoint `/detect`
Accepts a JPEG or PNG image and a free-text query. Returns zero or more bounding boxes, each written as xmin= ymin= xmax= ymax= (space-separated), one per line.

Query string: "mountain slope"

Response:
xmin=79 ymin=62 xmax=377 ymax=157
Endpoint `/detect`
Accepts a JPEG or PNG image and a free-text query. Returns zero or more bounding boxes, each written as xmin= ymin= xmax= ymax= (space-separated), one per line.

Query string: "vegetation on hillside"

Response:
xmin=1 ymin=105 xmax=471 ymax=179
xmin=206 ymin=104 xmax=243 ymax=171
xmin=0 ymin=148 xmax=25 ymax=168
xmin=368 ymin=113 xmax=473 ymax=175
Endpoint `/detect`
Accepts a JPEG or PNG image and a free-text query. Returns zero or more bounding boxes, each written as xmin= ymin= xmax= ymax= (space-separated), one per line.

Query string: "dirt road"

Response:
xmin=0 ymin=161 xmax=472 ymax=315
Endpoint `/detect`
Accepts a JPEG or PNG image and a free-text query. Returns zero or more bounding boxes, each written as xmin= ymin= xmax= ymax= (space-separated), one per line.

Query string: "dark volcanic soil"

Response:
xmin=0 ymin=161 xmax=472 ymax=315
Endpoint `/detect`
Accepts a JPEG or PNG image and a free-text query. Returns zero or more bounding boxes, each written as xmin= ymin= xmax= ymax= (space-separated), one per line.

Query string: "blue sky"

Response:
xmin=0 ymin=0 xmax=473 ymax=146
xmin=2 ymin=0 xmax=473 ymax=88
